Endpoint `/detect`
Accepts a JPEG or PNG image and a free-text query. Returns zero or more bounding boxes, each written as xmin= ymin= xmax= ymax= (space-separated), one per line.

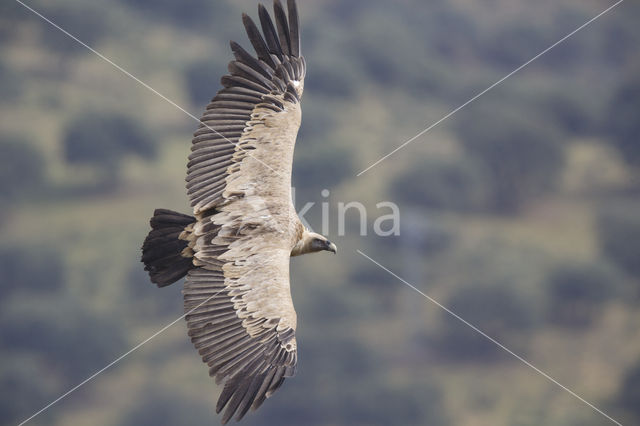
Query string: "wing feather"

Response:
xmin=230 ymin=41 xmax=274 ymax=79
xmin=273 ymin=0 xmax=291 ymax=57
xmin=287 ymin=0 xmax=300 ymax=57
xmin=259 ymin=4 xmax=283 ymax=60
xmin=242 ymin=14 xmax=276 ymax=69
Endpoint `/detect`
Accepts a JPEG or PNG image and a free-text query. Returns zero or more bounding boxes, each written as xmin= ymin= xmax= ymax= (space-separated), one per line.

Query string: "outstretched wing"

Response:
xmin=182 ymin=1 xmax=305 ymax=423
xmin=186 ymin=0 xmax=305 ymax=214
xmin=184 ymin=248 xmax=297 ymax=424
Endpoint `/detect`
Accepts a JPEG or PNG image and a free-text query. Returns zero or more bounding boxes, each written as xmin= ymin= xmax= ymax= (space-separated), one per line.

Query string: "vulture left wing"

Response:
xmin=186 ymin=0 xmax=305 ymax=214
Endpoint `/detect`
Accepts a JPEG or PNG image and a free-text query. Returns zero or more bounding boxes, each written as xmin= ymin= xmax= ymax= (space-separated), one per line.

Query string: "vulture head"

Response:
xmin=291 ymin=229 xmax=337 ymax=256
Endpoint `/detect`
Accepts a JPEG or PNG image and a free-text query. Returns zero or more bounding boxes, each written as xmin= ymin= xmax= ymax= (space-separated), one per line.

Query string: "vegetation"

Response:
xmin=597 ymin=206 xmax=640 ymax=279
xmin=0 ymin=246 xmax=127 ymax=425
xmin=456 ymin=104 xmax=565 ymax=213
xmin=63 ymin=111 xmax=155 ymax=166
xmin=391 ymin=157 xmax=487 ymax=211
xmin=122 ymin=0 xmax=230 ymax=30
xmin=62 ymin=111 xmax=156 ymax=189
xmin=1 ymin=0 xmax=639 ymax=425
xmin=184 ymin=59 xmax=225 ymax=108
xmin=617 ymin=360 xmax=640 ymax=424
xmin=0 ymin=246 xmax=64 ymax=294
xmin=606 ymin=70 xmax=640 ymax=167
xmin=545 ymin=260 xmax=620 ymax=327
xmin=0 ymin=135 xmax=46 ymax=202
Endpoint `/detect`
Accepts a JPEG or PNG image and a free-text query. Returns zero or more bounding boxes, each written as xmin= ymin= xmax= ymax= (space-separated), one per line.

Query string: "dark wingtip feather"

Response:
xmin=287 ymin=0 xmax=300 ymax=57
xmin=272 ymin=0 xmax=291 ymax=57
xmin=221 ymin=378 xmax=251 ymax=425
xmin=242 ymin=13 xmax=275 ymax=69
xmin=216 ymin=381 xmax=235 ymax=415
xmin=229 ymin=41 xmax=273 ymax=79
xmin=250 ymin=368 xmax=276 ymax=412
xmin=259 ymin=3 xmax=283 ymax=59
xmin=235 ymin=375 xmax=263 ymax=421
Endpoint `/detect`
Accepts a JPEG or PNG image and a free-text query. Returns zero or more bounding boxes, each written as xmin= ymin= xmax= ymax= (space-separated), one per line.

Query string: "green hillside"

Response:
xmin=1 ymin=0 xmax=639 ymax=425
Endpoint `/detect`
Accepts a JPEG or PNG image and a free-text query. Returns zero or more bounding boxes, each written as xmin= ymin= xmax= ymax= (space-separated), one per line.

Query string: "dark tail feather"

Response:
xmin=141 ymin=208 xmax=196 ymax=287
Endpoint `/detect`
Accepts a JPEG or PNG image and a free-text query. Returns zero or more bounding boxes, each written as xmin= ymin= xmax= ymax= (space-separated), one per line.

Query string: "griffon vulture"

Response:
xmin=141 ymin=0 xmax=336 ymax=423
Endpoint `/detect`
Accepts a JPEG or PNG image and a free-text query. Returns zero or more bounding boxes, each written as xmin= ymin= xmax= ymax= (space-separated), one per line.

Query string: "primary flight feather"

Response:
xmin=140 ymin=0 xmax=336 ymax=423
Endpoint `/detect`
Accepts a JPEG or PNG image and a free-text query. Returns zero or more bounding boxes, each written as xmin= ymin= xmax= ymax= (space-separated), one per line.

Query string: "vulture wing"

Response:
xmin=183 ymin=0 xmax=305 ymax=423
xmin=187 ymin=0 xmax=304 ymax=214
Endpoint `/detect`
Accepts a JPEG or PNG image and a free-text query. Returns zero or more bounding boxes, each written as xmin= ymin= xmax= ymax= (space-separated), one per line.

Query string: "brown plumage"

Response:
xmin=141 ymin=1 xmax=336 ymax=423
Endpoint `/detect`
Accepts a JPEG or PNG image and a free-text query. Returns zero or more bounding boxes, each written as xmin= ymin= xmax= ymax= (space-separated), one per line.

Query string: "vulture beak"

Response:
xmin=327 ymin=241 xmax=337 ymax=254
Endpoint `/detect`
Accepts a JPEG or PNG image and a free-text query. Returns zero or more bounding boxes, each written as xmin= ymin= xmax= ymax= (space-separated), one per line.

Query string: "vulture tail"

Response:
xmin=141 ymin=209 xmax=196 ymax=287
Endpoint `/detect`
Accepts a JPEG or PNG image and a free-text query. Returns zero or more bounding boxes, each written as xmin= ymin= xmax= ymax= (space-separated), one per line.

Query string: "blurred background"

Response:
xmin=1 ymin=0 xmax=639 ymax=425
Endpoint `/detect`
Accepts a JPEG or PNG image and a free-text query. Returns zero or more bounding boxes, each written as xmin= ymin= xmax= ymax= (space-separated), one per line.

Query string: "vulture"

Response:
xmin=141 ymin=0 xmax=336 ymax=423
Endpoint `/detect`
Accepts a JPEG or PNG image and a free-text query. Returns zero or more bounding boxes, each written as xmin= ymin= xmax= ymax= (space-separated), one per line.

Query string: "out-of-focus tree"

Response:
xmin=456 ymin=105 xmax=565 ymax=213
xmin=536 ymin=90 xmax=599 ymax=136
xmin=545 ymin=260 xmax=621 ymax=327
xmin=304 ymin=60 xmax=358 ymax=98
xmin=350 ymin=266 xmax=398 ymax=313
xmin=336 ymin=381 xmax=446 ymax=426
xmin=0 ymin=135 xmax=46 ymax=201
xmin=483 ymin=23 xmax=550 ymax=69
xmin=260 ymin=330 xmax=448 ymax=426
xmin=449 ymin=284 xmax=537 ymax=331
xmin=597 ymin=206 xmax=640 ymax=279
xmin=390 ymin=157 xmax=488 ymax=211
xmin=0 ymin=302 xmax=127 ymax=383
xmin=127 ymin=263 xmax=184 ymax=320
xmin=0 ymin=59 xmax=21 ymax=101
xmin=120 ymin=386 xmax=213 ymax=426
xmin=63 ymin=111 xmax=156 ymax=183
xmin=618 ymin=359 xmax=640 ymax=423
xmin=606 ymin=70 xmax=640 ymax=167
xmin=41 ymin=3 xmax=109 ymax=55
xmin=293 ymin=142 xmax=353 ymax=193
xmin=184 ymin=59 xmax=225 ymax=108
xmin=301 ymin=284 xmax=356 ymax=323
xmin=0 ymin=358 xmax=57 ymax=425
xmin=122 ymin=0 xmax=229 ymax=30
xmin=430 ymin=281 xmax=538 ymax=363
xmin=0 ymin=247 xmax=64 ymax=295
xmin=430 ymin=323 xmax=498 ymax=363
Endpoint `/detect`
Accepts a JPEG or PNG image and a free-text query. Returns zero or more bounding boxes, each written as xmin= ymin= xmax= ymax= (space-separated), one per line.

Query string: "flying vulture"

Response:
xmin=141 ymin=0 xmax=336 ymax=423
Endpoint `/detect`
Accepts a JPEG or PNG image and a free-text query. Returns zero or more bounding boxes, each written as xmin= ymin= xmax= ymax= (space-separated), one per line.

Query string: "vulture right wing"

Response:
xmin=184 ymin=247 xmax=297 ymax=424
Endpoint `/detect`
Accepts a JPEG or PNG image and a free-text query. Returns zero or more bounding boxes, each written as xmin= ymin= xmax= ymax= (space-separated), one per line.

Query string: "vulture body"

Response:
xmin=141 ymin=0 xmax=336 ymax=423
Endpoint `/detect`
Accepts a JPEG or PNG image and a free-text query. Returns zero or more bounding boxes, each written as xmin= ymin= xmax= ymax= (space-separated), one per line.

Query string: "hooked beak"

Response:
xmin=327 ymin=241 xmax=337 ymax=254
